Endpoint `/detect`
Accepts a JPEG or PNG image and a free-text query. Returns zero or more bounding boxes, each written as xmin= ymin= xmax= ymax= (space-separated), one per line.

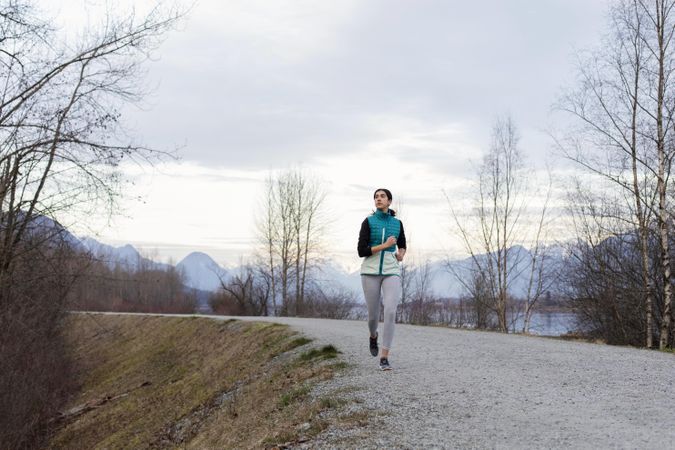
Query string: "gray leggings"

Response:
xmin=361 ymin=275 xmax=401 ymax=350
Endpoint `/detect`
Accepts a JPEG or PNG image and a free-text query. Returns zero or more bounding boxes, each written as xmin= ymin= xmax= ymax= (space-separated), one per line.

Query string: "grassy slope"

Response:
xmin=50 ymin=314 xmax=349 ymax=449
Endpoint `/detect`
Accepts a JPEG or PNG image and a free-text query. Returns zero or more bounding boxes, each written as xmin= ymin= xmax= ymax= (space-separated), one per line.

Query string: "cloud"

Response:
xmin=55 ymin=0 xmax=610 ymax=266
xmin=114 ymin=0 xmax=606 ymax=171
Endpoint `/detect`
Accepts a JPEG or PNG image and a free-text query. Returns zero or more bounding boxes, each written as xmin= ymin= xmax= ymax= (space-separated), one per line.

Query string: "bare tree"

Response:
xmin=0 ymin=1 xmax=186 ymax=304
xmin=292 ymin=171 xmax=325 ymax=315
xmin=258 ymin=175 xmax=278 ymax=314
xmin=409 ymin=259 xmax=436 ymax=325
xmin=521 ymin=172 xmax=557 ymax=333
xmin=0 ymin=2 xmax=185 ymax=446
xmin=256 ymin=169 xmax=326 ymax=316
xmin=447 ymin=116 xmax=548 ymax=332
xmin=557 ymin=0 xmax=675 ymax=349
xmin=647 ymin=0 xmax=675 ymax=350
xmin=393 ymin=197 xmax=413 ymax=323
xmin=398 ymin=257 xmax=415 ymax=323
xmin=211 ymin=263 xmax=269 ymax=316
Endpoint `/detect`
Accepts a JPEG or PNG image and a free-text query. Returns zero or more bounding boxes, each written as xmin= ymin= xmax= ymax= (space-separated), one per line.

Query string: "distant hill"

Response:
xmin=176 ymin=252 xmax=228 ymax=291
xmin=342 ymin=244 xmax=567 ymax=300
xmin=15 ymin=213 xmax=86 ymax=251
xmin=427 ymin=244 xmax=566 ymax=298
xmin=75 ymin=237 xmax=567 ymax=302
xmin=79 ymin=237 xmax=171 ymax=271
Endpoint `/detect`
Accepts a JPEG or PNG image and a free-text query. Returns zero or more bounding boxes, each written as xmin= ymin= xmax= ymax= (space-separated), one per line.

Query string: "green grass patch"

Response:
xmin=289 ymin=336 xmax=312 ymax=349
xmin=318 ymin=396 xmax=348 ymax=409
xmin=299 ymin=344 xmax=340 ymax=361
xmin=328 ymin=361 xmax=350 ymax=370
xmin=278 ymin=384 xmax=311 ymax=408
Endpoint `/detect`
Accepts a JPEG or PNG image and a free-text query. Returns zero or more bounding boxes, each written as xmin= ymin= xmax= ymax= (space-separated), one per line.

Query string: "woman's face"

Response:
xmin=374 ymin=190 xmax=391 ymax=210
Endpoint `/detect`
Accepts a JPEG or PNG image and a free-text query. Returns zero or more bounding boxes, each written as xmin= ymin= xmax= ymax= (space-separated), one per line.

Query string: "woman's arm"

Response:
xmin=357 ymin=219 xmax=373 ymax=257
xmin=395 ymin=221 xmax=407 ymax=261
xmin=357 ymin=219 xmax=397 ymax=257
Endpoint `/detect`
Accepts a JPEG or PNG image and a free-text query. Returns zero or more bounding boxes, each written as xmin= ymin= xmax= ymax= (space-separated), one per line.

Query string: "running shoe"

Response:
xmin=369 ymin=333 xmax=378 ymax=357
xmin=379 ymin=357 xmax=392 ymax=371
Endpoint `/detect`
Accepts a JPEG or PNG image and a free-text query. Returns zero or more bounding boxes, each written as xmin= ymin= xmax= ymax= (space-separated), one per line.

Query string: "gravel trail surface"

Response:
xmin=218 ymin=315 xmax=675 ymax=449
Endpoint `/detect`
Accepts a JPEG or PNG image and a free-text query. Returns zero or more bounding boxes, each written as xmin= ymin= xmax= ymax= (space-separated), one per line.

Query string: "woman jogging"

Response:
xmin=357 ymin=188 xmax=406 ymax=370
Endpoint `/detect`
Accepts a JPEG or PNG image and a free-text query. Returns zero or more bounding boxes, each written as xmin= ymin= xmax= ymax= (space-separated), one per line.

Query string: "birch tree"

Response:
xmin=521 ymin=173 xmax=557 ymax=334
xmin=448 ymin=116 xmax=548 ymax=332
xmin=648 ymin=0 xmax=675 ymax=350
xmin=558 ymin=0 xmax=675 ymax=349
xmin=257 ymin=169 xmax=325 ymax=316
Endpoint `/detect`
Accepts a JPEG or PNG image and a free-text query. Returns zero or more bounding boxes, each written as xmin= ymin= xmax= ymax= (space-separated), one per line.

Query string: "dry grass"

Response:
xmin=49 ymin=314 xmax=349 ymax=449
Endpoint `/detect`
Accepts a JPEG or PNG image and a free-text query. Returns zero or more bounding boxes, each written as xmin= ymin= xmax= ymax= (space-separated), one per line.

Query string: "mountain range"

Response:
xmin=22 ymin=214 xmax=568 ymax=302
xmin=79 ymin=237 xmax=229 ymax=291
xmin=77 ymin=236 xmax=566 ymax=301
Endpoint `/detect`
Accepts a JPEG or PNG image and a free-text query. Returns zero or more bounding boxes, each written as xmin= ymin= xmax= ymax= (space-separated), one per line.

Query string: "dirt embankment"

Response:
xmin=50 ymin=314 xmax=352 ymax=449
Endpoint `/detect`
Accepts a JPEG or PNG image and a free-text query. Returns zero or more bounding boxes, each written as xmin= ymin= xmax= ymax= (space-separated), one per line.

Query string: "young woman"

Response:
xmin=357 ymin=188 xmax=406 ymax=370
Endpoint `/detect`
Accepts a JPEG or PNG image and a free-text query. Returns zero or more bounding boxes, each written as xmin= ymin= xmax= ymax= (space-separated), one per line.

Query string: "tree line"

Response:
xmin=68 ymin=255 xmax=197 ymax=314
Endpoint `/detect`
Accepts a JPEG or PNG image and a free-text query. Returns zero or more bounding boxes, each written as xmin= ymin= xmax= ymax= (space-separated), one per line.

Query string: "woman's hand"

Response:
xmin=395 ymin=248 xmax=406 ymax=261
xmin=370 ymin=236 xmax=399 ymax=254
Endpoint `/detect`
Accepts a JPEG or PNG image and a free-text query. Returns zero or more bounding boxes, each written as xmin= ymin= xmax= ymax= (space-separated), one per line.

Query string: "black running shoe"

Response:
xmin=379 ymin=357 xmax=392 ymax=371
xmin=369 ymin=333 xmax=378 ymax=357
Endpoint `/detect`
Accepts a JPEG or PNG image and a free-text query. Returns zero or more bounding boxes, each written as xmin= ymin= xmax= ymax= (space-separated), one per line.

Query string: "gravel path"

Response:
xmin=215 ymin=315 xmax=675 ymax=449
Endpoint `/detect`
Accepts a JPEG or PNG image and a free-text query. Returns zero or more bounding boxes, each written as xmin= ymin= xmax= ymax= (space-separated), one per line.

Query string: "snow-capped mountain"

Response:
xmin=176 ymin=252 xmax=228 ymax=291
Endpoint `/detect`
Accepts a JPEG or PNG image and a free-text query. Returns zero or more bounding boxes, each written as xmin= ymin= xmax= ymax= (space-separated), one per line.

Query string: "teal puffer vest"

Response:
xmin=360 ymin=210 xmax=401 ymax=276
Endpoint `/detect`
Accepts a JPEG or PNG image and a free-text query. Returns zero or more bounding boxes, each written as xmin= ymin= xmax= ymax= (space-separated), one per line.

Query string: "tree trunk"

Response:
xmin=523 ymin=305 xmax=532 ymax=334
xmin=654 ymin=1 xmax=673 ymax=350
xmin=625 ymin=12 xmax=654 ymax=347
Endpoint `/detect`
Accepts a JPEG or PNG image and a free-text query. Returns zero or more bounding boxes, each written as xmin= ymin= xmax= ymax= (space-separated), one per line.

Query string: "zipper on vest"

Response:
xmin=379 ymin=227 xmax=385 ymax=275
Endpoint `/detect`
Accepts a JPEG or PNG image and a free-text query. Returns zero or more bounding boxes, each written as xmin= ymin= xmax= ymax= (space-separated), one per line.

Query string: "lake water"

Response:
xmin=352 ymin=305 xmax=578 ymax=337
xmin=511 ymin=312 xmax=577 ymax=336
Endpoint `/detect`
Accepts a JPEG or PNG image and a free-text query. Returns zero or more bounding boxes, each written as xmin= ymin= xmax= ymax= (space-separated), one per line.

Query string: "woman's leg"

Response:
xmin=380 ymin=275 xmax=402 ymax=353
xmin=361 ymin=275 xmax=383 ymax=337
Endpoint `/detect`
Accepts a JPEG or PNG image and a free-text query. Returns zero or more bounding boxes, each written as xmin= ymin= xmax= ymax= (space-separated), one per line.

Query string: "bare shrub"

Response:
xmin=68 ymin=257 xmax=197 ymax=314
xmin=561 ymin=231 xmax=662 ymax=346
xmin=209 ymin=264 xmax=270 ymax=316
xmin=302 ymin=283 xmax=359 ymax=320
xmin=0 ymin=230 xmax=83 ymax=448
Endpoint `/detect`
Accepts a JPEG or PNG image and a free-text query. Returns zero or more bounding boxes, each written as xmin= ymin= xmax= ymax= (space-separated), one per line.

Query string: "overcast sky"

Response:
xmin=50 ymin=0 xmax=609 ymax=269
